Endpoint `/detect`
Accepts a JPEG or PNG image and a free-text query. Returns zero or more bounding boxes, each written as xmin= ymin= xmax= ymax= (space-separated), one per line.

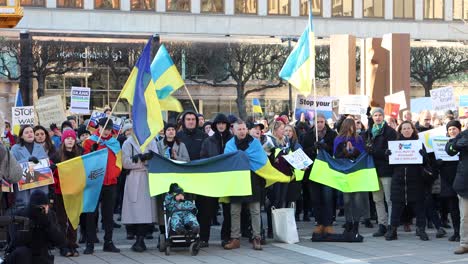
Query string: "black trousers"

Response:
xmin=447 ymin=196 xmax=461 ymax=233
xmin=221 ymin=203 xmax=231 ymax=241
xmin=85 ymin=185 xmax=117 ymax=243
xmin=5 ymin=246 xmax=32 ymax=264
xmin=196 ymin=195 xmax=218 ymax=242
xmin=391 ymin=201 xmax=425 ymax=228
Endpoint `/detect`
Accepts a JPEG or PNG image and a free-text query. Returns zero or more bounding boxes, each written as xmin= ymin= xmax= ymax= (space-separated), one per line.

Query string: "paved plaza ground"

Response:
xmin=54 ymin=214 xmax=468 ymax=264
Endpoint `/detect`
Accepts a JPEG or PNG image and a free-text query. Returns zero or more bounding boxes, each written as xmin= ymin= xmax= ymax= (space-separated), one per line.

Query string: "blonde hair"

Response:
xmin=270 ymin=120 xmax=286 ymax=145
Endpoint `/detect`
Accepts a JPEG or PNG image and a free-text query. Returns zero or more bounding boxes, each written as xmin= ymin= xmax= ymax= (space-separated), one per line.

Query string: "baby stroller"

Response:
xmin=158 ymin=195 xmax=200 ymax=256
xmin=0 ymin=215 xmax=30 ymax=263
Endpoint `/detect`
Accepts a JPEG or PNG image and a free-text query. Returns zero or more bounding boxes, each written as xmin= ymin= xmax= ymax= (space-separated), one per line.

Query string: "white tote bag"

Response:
xmin=271 ymin=204 xmax=299 ymax=244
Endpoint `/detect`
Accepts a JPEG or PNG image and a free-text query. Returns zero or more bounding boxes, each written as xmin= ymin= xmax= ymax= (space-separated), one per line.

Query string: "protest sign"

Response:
xmin=384 ymin=103 xmax=400 ymax=119
xmin=70 ymin=87 xmax=91 ymax=114
xmin=2 ymin=179 xmax=12 ymax=193
xmin=410 ymin=97 xmax=432 ymax=114
xmin=12 ymin=106 xmax=34 ymax=134
xmin=18 ymin=158 xmax=54 ymax=191
xmin=432 ymin=137 xmax=459 ymax=161
xmin=385 ymin=91 xmax=407 ymax=110
xmin=418 ymin=126 xmax=446 ymax=153
xmin=388 ymin=140 xmax=423 ymax=165
xmin=87 ymin=110 xmax=123 ymax=135
xmin=294 ymin=95 xmax=338 ymax=123
xmin=283 ymin=148 xmax=313 ymax=170
xmin=459 ymin=95 xmax=468 ymax=118
xmin=430 ymin=86 xmax=456 ymax=112
xmin=338 ymin=95 xmax=368 ymax=115
xmin=35 ymin=95 xmax=67 ymax=128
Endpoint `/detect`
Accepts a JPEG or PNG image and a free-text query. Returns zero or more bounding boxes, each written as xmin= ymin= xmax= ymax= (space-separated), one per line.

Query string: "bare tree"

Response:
xmin=315 ymin=45 xmax=330 ymax=80
xmin=410 ymin=46 xmax=468 ymax=96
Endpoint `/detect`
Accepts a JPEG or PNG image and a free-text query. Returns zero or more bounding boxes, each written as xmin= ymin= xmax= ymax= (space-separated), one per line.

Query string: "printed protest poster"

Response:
xmin=87 ymin=110 xmax=123 ymax=135
xmin=388 ymin=140 xmax=423 ymax=165
xmin=18 ymin=158 xmax=54 ymax=191
xmin=384 ymin=103 xmax=400 ymax=119
xmin=432 ymin=136 xmax=459 ymax=161
xmin=70 ymin=87 xmax=91 ymax=114
xmin=418 ymin=126 xmax=446 ymax=153
xmin=459 ymin=95 xmax=468 ymax=118
xmin=109 ymin=115 xmax=123 ymax=134
xmin=385 ymin=91 xmax=407 ymax=110
xmin=338 ymin=95 xmax=368 ymax=116
xmin=294 ymin=95 xmax=339 ymax=123
xmin=12 ymin=106 xmax=34 ymax=135
xmin=283 ymin=148 xmax=313 ymax=170
xmin=430 ymin=86 xmax=456 ymax=112
xmin=35 ymin=95 xmax=67 ymax=128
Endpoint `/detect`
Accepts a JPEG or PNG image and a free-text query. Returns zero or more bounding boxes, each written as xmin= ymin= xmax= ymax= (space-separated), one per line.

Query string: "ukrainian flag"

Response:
xmin=13 ymin=88 xmax=23 ymax=135
xmin=252 ymin=98 xmax=263 ymax=114
xmin=310 ymin=150 xmax=380 ymax=193
xmin=278 ymin=3 xmax=315 ymax=95
xmin=57 ymin=149 xmax=108 ymax=229
xmin=151 ymin=44 xmax=184 ymax=112
xmin=120 ymin=38 xmax=164 ymax=152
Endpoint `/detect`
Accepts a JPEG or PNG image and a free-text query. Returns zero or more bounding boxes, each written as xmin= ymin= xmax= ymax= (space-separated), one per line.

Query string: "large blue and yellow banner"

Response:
xmin=57 ymin=149 xmax=108 ymax=229
xmin=148 ymin=151 xmax=252 ymax=197
xmin=310 ymin=150 xmax=379 ymax=193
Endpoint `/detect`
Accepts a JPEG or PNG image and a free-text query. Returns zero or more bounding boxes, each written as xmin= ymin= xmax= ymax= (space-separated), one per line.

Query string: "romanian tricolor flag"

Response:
xmin=252 ymin=98 xmax=263 ymax=114
xmin=278 ymin=1 xmax=315 ymax=95
xmin=151 ymin=44 xmax=184 ymax=113
xmin=148 ymin=151 xmax=252 ymax=197
xmin=310 ymin=150 xmax=380 ymax=193
xmin=57 ymin=149 xmax=108 ymax=229
xmin=120 ymin=38 xmax=164 ymax=152
xmin=225 ymin=137 xmax=291 ymax=187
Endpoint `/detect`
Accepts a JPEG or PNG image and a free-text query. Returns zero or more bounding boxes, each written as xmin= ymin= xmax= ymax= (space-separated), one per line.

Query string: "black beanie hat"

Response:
xmin=30 ymin=190 xmax=49 ymax=206
xmin=446 ymin=120 xmax=462 ymax=132
xmin=164 ymin=123 xmax=177 ymax=133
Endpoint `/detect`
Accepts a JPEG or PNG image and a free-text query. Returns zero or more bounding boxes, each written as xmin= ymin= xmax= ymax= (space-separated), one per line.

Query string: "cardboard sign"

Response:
xmin=384 ymin=103 xmax=400 ymax=119
xmin=283 ymin=148 xmax=313 ymax=170
xmin=388 ymin=140 xmax=423 ymax=165
xmin=385 ymin=91 xmax=407 ymax=110
xmin=294 ymin=95 xmax=339 ymax=123
xmin=432 ymin=137 xmax=459 ymax=161
xmin=338 ymin=95 xmax=368 ymax=115
xmin=70 ymin=87 xmax=91 ymax=114
xmin=12 ymin=106 xmax=34 ymax=128
xmin=18 ymin=158 xmax=54 ymax=191
xmin=35 ymin=95 xmax=67 ymax=128
xmin=418 ymin=126 xmax=446 ymax=153
xmin=430 ymin=86 xmax=456 ymax=112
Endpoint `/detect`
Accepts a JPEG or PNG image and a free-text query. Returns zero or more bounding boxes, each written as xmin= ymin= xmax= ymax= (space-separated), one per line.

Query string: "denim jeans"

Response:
xmin=309 ymin=181 xmax=334 ymax=226
xmin=343 ymin=192 xmax=369 ymax=223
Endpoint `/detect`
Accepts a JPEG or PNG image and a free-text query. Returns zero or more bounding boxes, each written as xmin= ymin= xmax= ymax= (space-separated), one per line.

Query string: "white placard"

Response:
xmin=432 ymin=137 xmax=459 ymax=161
xmin=282 ymin=148 xmax=313 ymax=170
xmin=418 ymin=126 xmax=446 ymax=153
xmin=12 ymin=106 xmax=34 ymax=127
xmin=35 ymin=95 xmax=67 ymax=128
xmin=388 ymin=140 xmax=423 ymax=165
xmin=70 ymin=87 xmax=91 ymax=114
xmin=430 ymin=86 xmax=456 ymax=112
xmin=384 ymin=91 xmax=407 ymax=110
xmin=338 ymin=95 xmax=368 ymax=115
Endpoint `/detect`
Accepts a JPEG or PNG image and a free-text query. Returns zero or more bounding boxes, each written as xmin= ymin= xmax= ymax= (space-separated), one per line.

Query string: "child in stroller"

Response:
xmin=159 ymin=184 xmax=200 ymax=255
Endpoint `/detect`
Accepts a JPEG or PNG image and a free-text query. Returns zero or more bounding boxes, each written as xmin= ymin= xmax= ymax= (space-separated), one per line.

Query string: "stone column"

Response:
xmin=330 ymin=34 xmax=356 ymax=96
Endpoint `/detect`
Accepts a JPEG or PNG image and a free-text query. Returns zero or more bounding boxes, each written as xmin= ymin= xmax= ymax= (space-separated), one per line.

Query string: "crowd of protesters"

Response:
xmin=1 ymin=105 xmax=468 ymax=263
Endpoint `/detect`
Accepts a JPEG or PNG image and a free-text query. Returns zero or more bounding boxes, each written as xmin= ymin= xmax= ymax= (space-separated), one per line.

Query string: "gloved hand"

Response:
xmin=28 ymin=156 xmax=39 ymax=164
xmin=419 ymin=148 xmax=428 ymax=157
xmin=49 ymin=164 xmax=57 ymax=171
xmin=131 ymin=154 xmax=143 ymax=163
xmin=141 ymin=151 xmax=154 ymax=161
xmin=314 ymin=141 xmax=326 ymax=150
xmin=91 ymin=143 xmax=99 ymax=152
xmin=365 ymin=144 xmax=374 ymax=154
xmin=384 ymin=149 xmax=392 ymax=156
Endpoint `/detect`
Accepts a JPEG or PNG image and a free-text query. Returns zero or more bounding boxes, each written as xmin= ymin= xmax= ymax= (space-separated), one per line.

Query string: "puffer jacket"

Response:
xmin=446 ymin=130 xmax=468 ymax=199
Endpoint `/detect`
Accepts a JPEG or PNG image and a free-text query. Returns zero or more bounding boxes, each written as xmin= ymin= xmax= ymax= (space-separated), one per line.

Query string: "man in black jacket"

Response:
xmin=5 ymin=190 xmax=65 ymax=264
xmin=176 ymin=111 xmax=208 ymax=161
xmin=199 ymin=114 xmax=232 ymax=247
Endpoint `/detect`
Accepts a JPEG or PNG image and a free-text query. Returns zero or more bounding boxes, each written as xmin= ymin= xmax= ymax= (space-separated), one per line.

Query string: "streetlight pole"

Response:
xmin=288 ymin=39 xmax=292 ymax=117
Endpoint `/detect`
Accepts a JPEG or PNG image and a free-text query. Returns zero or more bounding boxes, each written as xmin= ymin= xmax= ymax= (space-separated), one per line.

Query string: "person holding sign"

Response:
xmin=385 ymin=121 xmax=429 ymax=241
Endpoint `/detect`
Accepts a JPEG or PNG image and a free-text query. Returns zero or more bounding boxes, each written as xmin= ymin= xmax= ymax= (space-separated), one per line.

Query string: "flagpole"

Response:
xmin=308 ymin=0 xmax=318 ymax=142
xmin=183 ymin=84 xmax=199 ymax=114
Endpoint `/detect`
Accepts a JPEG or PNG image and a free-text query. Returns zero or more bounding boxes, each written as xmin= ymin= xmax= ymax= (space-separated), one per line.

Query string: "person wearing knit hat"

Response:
xmin=447 ymin=120 xmax=462 ymax=133
xmin=30 ymin=189 xmax=49 ymax=207
xmin=371 ymin=107 xmax=385 ymax=117
xmin=164 ymin=184 xmax=200 ymax=236
xmin=61 ymin=129 xmax=77 ymax=143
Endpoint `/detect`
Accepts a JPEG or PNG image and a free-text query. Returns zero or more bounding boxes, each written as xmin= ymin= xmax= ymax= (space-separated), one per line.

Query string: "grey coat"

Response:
xmin=0 ymin=144 xmax=22 ymax=184
xmin=10 ymin=142 xmax=49 ymax=208
xmin=121 ymin=137 xmax=157 ymax=224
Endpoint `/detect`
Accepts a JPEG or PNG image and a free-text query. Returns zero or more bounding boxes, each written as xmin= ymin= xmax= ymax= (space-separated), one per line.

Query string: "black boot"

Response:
xmin=131 ymin=236 xmax=146 ymax=252
xmin=449 ymin=232 xmax=460 ymax=242
xmin=103 ymin=241 xmax=121 ymax=253
xmin=83 ymin=243 xmax=94 ymax=255
xmin=416 ymin=227 xmax=429 ymax=241
xmin=342 ymin=222 xmax=353 ymax=240
xmin=385 ymin=226 xmax=398 ymax=241
xmin=352 ymin=222 xmax=364 ymax=242
xmin=373 ymin=224 xmax=387 ymax=237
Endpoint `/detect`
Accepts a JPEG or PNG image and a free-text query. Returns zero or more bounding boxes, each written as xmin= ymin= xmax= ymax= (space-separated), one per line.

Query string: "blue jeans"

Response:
xmin=309 ymin=181 xmax=334 ymax=226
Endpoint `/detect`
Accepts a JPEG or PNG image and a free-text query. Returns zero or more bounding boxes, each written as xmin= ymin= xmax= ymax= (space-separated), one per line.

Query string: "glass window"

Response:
xmin=235 ymin=0 xmax=257 ymax=14
xmin=332 ymin=0 xmax=353 ymax=17
xmin=424 ymin=0 xmax=444 ymax=19
xmin=363 ymin=0 xmax=383 ymax=17
xmin=131 ymin=0 xmax=154 ymax=10
xmin=454 ymin=0 xmax=468 ymax=20
xmin=201 ymin=0 xmax=223 ymax=13
xmin=300 ymin=0 xmax=322 ymax=16
xmin=394 ymin=0 xmax=414 ymax=19
xmin=57 ymin=0 xmax=83 ymax=8
xmin=166 ymin=0 xmax=190 ymax=12
xmin=20 ymin=0 xmax=45 ymax=6
xmin=268 ymin=0 xmax=290 ymax=15
xmin=95 ymin=0 xmax=119 ymax=9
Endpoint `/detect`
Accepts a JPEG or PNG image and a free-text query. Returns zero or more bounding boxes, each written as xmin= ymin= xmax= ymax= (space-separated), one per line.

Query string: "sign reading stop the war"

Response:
xmin=12 ymin=106 xmax=35 ymax=128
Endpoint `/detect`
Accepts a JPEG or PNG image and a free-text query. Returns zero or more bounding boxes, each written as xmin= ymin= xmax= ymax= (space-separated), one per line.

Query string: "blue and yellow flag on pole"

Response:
xmin=150 ymin=44 xmax=184 ymax=112
xmin=278 ymin=2 xmax=315 ymax=95
xmin=119 ymin=38 xmax=164 ymax=152
xmin=57 ymin=149 xmax=108 ymax=229
xmin=310 ymin=150 xmax=379 ymax=193
xmin=252 ymin=98 xmax=263 ymax=114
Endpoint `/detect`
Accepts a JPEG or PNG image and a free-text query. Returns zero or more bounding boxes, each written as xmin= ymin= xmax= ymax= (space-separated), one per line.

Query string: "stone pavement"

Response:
xmin=55 ymin=215 xmax=468 ymax=264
